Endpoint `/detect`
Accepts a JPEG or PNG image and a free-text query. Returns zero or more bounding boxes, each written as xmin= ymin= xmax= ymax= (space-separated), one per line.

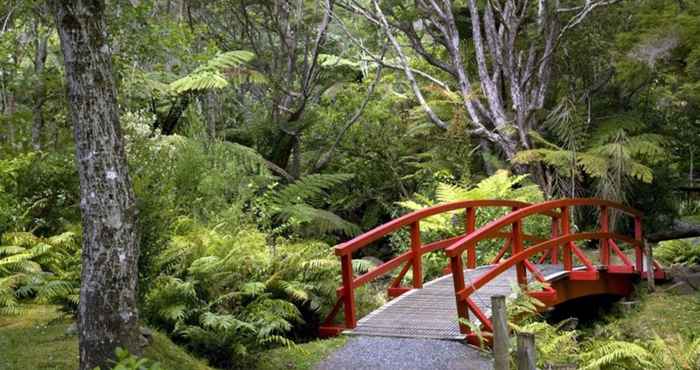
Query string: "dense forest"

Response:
xmin=1 ymin=0 xmax=700 ymax=369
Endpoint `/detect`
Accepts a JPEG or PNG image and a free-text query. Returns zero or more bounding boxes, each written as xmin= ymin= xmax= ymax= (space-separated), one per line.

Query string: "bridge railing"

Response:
xmin=319 ymin=200 xmax=559 ymax=336
xmin=443 ymin=198 xmax=665 ymax=337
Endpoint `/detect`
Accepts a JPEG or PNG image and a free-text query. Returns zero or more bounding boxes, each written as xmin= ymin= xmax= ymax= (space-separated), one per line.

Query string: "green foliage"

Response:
xmin=393 ymin=170 xmax=547 ymax=279
xmin=655 ymin=239 xmax=700 ymax=265
xmin=108 ymin=348 xmax=162 ymax=370
xmin=514 ymin=113 xmax=665 ymax=202
xmin=260 ymin=174 xmax=360 ymax=237
xmin=144 ymin=223 xmax=340 ymax=368
xmin=169 ymin=51 xmax=263 ymax=94
xmin=0 ymin=152 xmax=79 ymax=235
xmin=0 ymin=231 xmax=80 ymax=316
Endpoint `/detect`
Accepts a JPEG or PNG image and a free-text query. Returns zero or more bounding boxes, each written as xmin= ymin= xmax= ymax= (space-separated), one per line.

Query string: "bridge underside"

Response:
xmin=346 ymin=264 xmax=637 ymax=340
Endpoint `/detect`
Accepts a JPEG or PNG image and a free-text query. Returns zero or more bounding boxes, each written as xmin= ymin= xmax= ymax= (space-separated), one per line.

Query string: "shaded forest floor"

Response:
xmin=0 ymin=305 xmax=346 ymax=370
xmin=1 ymin=288 xmax=698 ymax=370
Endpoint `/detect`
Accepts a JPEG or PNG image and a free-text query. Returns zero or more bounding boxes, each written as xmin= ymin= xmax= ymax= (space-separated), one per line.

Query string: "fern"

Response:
xmin=170 ymin=51 xmax=264 ymax=94
xmin=579 ymin=340 xmax=657 ymax=370
xmin=264 ymin=174 xmax=360 ymax=236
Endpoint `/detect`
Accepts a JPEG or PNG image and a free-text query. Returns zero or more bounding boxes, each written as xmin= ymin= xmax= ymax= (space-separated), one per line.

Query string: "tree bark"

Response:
xmin=50 ymin=1 xmax=141 ymax=369
xmin=647 ymin=219 xmax=700 ymax=243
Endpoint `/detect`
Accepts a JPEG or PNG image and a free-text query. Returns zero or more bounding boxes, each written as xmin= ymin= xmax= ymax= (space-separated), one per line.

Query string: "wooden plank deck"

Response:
xmin=346 ymin=264 xmax=567 ymax=340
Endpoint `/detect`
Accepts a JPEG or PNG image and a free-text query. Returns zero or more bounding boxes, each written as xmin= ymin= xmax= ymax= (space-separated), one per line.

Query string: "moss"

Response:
xmin=0 ymin=305 xmax=214 ymax=370
xmin=254 ymin=337 xmax=347 ymax=370
xmin=585 ymin=288 xmax=700 ymax=342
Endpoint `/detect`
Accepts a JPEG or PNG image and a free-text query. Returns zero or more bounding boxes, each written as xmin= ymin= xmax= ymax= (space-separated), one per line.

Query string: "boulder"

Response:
xmin=139 ymin=326 xmax=154 ymax=347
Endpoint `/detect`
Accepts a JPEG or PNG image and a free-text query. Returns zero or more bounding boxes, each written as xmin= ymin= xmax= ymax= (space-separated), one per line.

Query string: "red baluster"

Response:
xmin=466 ymin=207 xmax=476 ymax=268
xmin=411 ymin=221 xmax=423 ymax=288
xmin=561 ymin=206 xmax=572 ymax=271
xmin=599 ymin=206 xmax=610 ymax=267
xmin=341 ymin=254 xmax=356 ymax=328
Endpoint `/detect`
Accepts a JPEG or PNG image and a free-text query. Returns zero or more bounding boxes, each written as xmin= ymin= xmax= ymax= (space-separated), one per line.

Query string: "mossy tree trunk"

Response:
xmin=50 ymin=1 xmax=141 ymax=369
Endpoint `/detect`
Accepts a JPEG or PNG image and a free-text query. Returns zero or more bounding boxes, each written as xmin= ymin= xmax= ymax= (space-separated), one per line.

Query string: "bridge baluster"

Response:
xmin=340 ymin=254 xmax=356 ymax=328
xmin=634 ymin=216 xmax=643 ymax=272
xmin=465 ymin=207 xmax=477 ymax=268
xmin=599 ymin=206 xmax=610 ymax=267
xmin=450 ymin=254 xmax=471 ymax=334
xmin=561 ymin=206 xmax=573 ymax=271
xmin=410 ymin=221 xmax=423 ymax=288
xmin=512 ymin=219 xmax=526 ymax=286
xmin=550 ymin=217 xmax=559 ymax=264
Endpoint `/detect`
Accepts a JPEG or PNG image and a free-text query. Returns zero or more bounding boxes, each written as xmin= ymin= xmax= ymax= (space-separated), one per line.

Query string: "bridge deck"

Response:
xmin=347 ymin=264 xmax=566 ymax=340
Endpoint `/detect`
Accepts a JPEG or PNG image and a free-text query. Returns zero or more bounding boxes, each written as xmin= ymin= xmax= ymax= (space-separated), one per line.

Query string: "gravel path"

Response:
xmin=315 ymin=336 xmax=493 ymax=370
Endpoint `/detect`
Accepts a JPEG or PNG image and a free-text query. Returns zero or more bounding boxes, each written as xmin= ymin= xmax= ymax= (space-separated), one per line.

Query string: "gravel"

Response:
xmin=315 ymin=335 xmax=493 ymax=370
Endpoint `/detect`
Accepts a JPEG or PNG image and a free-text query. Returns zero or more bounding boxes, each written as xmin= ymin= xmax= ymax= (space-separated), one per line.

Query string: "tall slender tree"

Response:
xmin=50 ymin=1 xmax=141 ymax=369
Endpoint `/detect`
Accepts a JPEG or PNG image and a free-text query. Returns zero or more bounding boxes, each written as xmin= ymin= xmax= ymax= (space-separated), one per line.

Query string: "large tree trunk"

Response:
xmin=51 ymin=1 xmax=141 ymax=369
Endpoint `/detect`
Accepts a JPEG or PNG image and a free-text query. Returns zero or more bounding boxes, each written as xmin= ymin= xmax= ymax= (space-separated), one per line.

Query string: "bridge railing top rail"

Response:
xmin=334 ymin=199 xmax=559 ymax=257
xmin=444 ymin=198 xmax=642 ymax=258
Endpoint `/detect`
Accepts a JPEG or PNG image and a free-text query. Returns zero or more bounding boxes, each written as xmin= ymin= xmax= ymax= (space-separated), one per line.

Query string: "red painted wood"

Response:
xmin=450 ymin=255 xmax=470 ymax=334
xmin=341 ymin=254 xmax=356 ymax=328
xmin=561 ymin=206 xmax=573 ymax=271
xmin=490 ymin=237 xmax=511 ymax=264
xmin=512 ymin=218 xmax=526 ymax=285
xmin=466 ymin=297 xmax=493 ymax=332
xmin=550 ymin=217 xmax=559 ymax=264
xmin=445 ymin=198 xmax=642 ymax=257
xmin=410 ymin=221 xmax=423 ymax=288
xmin=387 ymin=287 xmax=412 ymax=298
xmin=634 ymin=216 xmax=643 ymax=272
xmin=466 ymin=207 xmax=477 ymax=268
xmin=390 ymin=260 xmax=412 ymax=289
xmin=609 ymin=239 xmax=634 ymax=268
xmin=457 ymin=232 xmax=641 ymax=300
xmin=336 ymin=199 xmax=558 ymax=256
xmin=600 ymin=206 xmax=610 ymax=266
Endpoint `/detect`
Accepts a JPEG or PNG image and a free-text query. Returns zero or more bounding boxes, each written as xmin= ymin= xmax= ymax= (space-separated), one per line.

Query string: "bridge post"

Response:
xmin=599 ymin=206 xmax=610 ymax=266
xmin=410 ymin=221 xmax=423 ymax=288
xmin=340 ymin=254 xmax=356 ymax=328
xmin=466 ymin=207 xmax=477 ymax=268
xmin=517 ymin=332 xmax=537 ymax=370
xmin=634 ymin=216 xmax=643 ymax=273
xmin=561 ymin=206 xmax=573 ymax=271
xmin=550 ymin=217 xmax=559 ymax=264
xmin=492 ymin=295 xmax=509 ymax=370
xmin=450 ymin=255 xmax=470 ymax=334
xmin=512 ymin=219 xmax=526 ymax=286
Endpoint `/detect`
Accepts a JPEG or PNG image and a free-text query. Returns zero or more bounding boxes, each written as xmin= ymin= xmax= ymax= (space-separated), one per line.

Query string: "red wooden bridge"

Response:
xmin=319 ymin=198 xmax=666 ymax=345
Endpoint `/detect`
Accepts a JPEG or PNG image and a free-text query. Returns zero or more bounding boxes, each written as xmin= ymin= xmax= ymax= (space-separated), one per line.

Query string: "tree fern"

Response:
xmin=170 ymin=51 xmax=263 ymax=94
xmin=264 ymin=174 xmax=360 ymax=236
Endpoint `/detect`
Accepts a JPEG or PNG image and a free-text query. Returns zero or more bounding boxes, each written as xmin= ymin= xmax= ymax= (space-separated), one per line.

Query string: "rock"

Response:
xmin=65 ymin=323 xmax=78 ymax=336
xmin=685 ymin=272 xmax=700 ymax=290
xmin=558 ymin=317 xmax=578 ymax=331
xmin=664 ymin=281 xmax=696 ymax=295
xmin=619 ymin=300 xmax=639 ymax=313
xmin=139 ymin=326 xmax=154 ymax=347
xmin=689 ymin=264 xmax=700 ymax=273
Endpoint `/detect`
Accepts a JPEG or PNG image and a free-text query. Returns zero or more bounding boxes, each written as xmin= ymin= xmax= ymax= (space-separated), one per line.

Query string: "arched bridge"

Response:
xmin=319 ymin=198 xmax=666 ymax=345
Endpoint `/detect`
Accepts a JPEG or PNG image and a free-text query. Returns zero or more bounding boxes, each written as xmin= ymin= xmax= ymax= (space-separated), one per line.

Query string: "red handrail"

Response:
xmin=445 ymin=198 xmax=641 ymax=258
xmin=320 ymin=199 xmax=559 ymax=334
xmin=456 ymin=232 xmax=640 ymax=300
xmin=335 ymin=199 xmax=558 ymax=256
